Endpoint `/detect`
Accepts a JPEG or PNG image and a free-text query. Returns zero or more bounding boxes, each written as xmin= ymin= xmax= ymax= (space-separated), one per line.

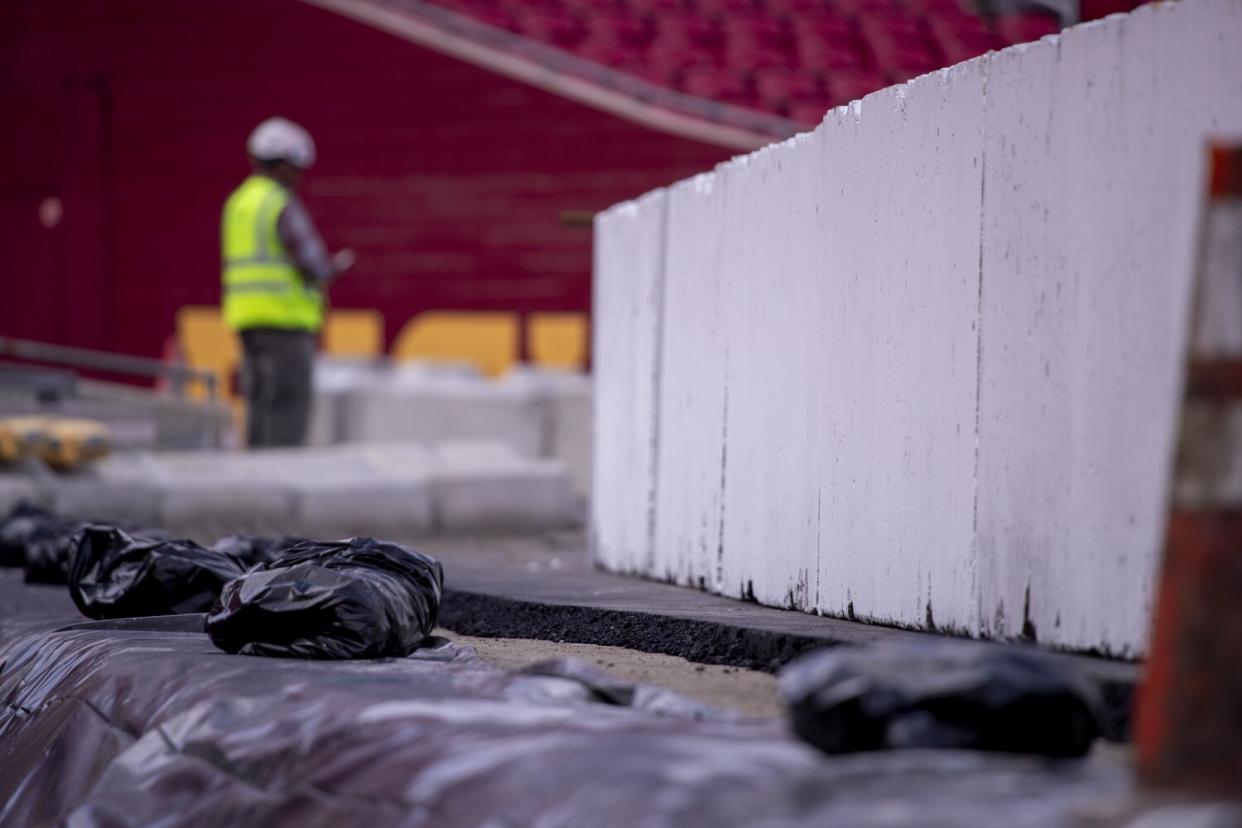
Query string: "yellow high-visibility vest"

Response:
xmin=220 ymin=175 xmax=323 ymax=332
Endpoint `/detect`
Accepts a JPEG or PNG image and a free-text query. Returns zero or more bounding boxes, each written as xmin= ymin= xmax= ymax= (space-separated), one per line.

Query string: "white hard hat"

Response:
xmin=247 ymin=117 xmax=316 ymax=169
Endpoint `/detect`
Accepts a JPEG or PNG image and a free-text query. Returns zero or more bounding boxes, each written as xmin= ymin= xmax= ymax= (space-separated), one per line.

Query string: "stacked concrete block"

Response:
xmin=30 ymin=439 xmax=574 ymax=540
xmin=804 ymin=63 xmax=984 ymax=633
xmin=593 ymin=189 xmax=668 ymax=574
xmin=308 ymin=358 xmax=385 ymax=446
xmin=972 ymin=1 xmax=1242 ymax=656
xmin=593 ymin=0 xmax=1242 ymax=655
xmin=499 ymin=368 xmax=593 ymax=507
xmin=159 ymin=477 xmax=297 ymax=538
xmin=717 ymin=131 xmax=839 ymax=614
xmin=431 ymin=441 xmax=575 ymax=533
xmin=654 ymin=173 xmax=729 ymax=591
xmin=341 ymin=368 xmax=546 ymax=458
xmin=291 ymin=444 xmax=434 ymax=539
xmin=51 ymin=478 xmax=164 ymax=528
xmin=0 ymin=473 xmax=43 ymax=514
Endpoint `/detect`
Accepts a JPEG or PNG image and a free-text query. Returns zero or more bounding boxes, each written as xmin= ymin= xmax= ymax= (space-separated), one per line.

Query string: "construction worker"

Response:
xmin=221 ymin=117 xmax=353 ymax=448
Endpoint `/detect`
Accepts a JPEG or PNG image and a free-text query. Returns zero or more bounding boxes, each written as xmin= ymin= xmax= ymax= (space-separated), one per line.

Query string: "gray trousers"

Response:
xmin=240 ymin=329 xmax=314 ymax=448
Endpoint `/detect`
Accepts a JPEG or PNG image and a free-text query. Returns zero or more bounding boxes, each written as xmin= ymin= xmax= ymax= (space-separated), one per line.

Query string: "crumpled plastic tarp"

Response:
xmin=0 ymin=582 xmax=1132 ymax=828
xmin=70 ymin=526 xmax=247 ymax=619
xmin=206 ymin=537 xmax=444 ymax=659
xmin=779 ymin=639 xmax=1104 ymax=757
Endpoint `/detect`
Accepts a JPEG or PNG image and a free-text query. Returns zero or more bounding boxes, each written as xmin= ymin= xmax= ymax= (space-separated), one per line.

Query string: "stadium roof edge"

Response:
xmin=301 ymin=0 xmax=798 ymax=150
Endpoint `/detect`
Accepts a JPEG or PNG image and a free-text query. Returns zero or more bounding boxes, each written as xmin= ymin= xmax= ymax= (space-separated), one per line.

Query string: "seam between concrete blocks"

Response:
xmin=970 ymin=57 xmax=990 ymax=636
xmin=646 ymin=193 xmax=671 ymax=576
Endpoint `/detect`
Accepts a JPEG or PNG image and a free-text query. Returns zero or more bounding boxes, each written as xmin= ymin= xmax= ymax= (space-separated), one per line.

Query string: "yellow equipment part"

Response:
xmin=39 ymin=418 xmax=111 ymax=471
xmin=0 ymin=416 xmax=51 ymax=464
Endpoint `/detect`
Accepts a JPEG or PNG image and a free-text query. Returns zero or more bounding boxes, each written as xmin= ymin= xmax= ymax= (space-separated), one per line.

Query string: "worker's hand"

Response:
xmin=331 ymin=248 xmax=356 ymax=275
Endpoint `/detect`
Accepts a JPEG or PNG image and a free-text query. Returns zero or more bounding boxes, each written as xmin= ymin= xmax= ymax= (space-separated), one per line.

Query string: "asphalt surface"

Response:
xmin=419 ymin=532 xmax=1141 ymax=740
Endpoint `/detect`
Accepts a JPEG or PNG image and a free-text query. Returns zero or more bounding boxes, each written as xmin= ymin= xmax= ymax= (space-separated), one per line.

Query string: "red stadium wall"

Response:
xmin=0 ymin=0 xmax=733 ymax=360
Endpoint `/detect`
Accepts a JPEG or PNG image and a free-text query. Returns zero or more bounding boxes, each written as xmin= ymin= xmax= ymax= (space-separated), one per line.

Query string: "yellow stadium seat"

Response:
xmin=527 ymin=312 xmax=589 ymax=371
xmin=324 ymin=309 xmax=385 ymax=358
xmin=176 ymin=306 xmax=240 ymax=401
xmin=391 ymin=312 xmax=519 ymax=377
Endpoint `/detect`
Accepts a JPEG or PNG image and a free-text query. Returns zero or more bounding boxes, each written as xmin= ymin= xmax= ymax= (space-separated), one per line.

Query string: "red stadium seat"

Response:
xmin=824 ymin=68 xmax=888 ymax=104
xmin=518 ymin=9 xmax=590 ymax=50
xmin=1080 ymin=0 xmax=1148 ymax=20
xmin=926 ymin=14 xmax=1002 ymax=62
xmin=753 ymin=65 xmax=822 ymax=110
xmin=431 ymin=0 xmax=1013 ymax=120
xmin=996 ymin=11 xmax=1061 ymax=45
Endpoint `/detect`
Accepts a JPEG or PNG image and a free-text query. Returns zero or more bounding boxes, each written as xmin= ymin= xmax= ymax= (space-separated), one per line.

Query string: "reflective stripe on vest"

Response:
xmin=220 ymin=175 xmax=323 ymax=332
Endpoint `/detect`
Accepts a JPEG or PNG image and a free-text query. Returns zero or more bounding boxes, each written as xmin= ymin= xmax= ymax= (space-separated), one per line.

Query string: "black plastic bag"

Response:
xmin=0 ymin=502 xmax=69 ymax=569
xmin=24 ymin=524 xmax=87 ymax=584
xmin=69 ymin=526 xmax=246 ymax=619
xmin=780 ymin=639 xmax=1103 ymax=757
xmin=210 ymin=534 xmax=307 ymax=569
xmin=27 ymin=521 xmax=170 ymax=586
xmin=206 ymin=537 xmax=443 ymax=659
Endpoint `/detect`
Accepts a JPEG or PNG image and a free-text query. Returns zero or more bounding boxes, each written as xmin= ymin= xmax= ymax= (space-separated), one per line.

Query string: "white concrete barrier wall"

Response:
xmin=592 ymin=0 xmax=1242 ymax=657
xmin=592 ymin=190 xmax=667 ymax=573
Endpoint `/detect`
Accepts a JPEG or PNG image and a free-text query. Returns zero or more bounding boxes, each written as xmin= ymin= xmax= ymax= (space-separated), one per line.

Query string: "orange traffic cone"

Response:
xmin=1135 ymin=145 xmax=1242 ymax=797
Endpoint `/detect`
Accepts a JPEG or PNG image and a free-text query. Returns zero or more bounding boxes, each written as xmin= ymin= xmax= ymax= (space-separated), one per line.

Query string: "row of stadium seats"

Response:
xmin=426 ymin=0 xmax=1063 ymax=124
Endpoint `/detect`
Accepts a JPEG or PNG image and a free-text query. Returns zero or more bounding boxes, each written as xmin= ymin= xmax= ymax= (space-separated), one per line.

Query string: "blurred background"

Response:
xmin=0 ymin=0 xmax=1147 ymax=525
xmin=0 ymin=0 xmax=1143 ymax=372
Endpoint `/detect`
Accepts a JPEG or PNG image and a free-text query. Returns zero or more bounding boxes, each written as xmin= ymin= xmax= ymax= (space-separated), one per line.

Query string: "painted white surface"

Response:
xmin=809 ymin=62 xmax=985 ymax=633
xmin=592 ymin=0 xmax=1242 ymax=655
xmin=654 ymin=172 xmax=729 ymax=590
xmin=975 ymin=0 xmax=1242 ymax=656
xmin=715 ymin=134 xmax=826 ymax=610
xmin=592 ymin=190 xmax=668 ymax=573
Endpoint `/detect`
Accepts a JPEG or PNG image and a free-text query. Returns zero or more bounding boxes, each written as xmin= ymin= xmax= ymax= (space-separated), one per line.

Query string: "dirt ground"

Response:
xmin=438 ymin=628 xmax=785 ymax=719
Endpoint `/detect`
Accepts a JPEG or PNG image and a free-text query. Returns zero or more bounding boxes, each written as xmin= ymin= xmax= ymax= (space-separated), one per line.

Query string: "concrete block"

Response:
xmin=341 ymin=374 xmax=547 ymax=458
xmin=136 ymin=447 xmax=348 ymax=538
xmin=592 ymin=189 xmax=668 ymax=573
xmin=47 ymin=477 xmax=164 ymax=528
xmin=974 ymin=0 xmax=1242 ymax=656
xmin=548 ymin=380 xmax=591 ymax=507
xmin=653 ymin=173 xmax=728 ymax=591
xmin=159 ymin=476 xmax=298 ymax=539
xmin=499 ymin=368 xmax=593 ymax=506
xmin=309 ymin=360 xmax=356 ymax=447
xmin=805 ymin=61 xmax=984 ymax=631
xmin=432 ymin=442 xmax=577 ymax=533
xmin=593 ymin=0 xmax=1242 ymax=655
xmin=0 ymin=473 xmax=44 ymax=514
xmin=291 ymin=444 xmax=435 ymax=539
xmin=714 ymin=131 xmax=835 ymax=611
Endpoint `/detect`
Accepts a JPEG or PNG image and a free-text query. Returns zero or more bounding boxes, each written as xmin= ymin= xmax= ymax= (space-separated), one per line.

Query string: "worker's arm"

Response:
xmin=277 ymin=196 xmax=353 ymax=286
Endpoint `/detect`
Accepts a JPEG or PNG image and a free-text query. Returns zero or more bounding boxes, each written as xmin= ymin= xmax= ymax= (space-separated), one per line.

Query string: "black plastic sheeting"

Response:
xmin=780 ymin=639 xmax=1104 ymax=757
xmin=206 ymin=538 xmax=444 ymax=659
xmin=23 ymin=521 xmax=86 ymax=584
xmin=211 ymin=534 xmax=307 ymax=569
xmin=1 ymin=502 xmax=171 ymax=585
xmin=0 ymin=575 xmax=1132 ymax=828
xmin=0 ymin=501 xmax=72 ymax=573
xmin=70 ymin=526 xmax=248 ymax=619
